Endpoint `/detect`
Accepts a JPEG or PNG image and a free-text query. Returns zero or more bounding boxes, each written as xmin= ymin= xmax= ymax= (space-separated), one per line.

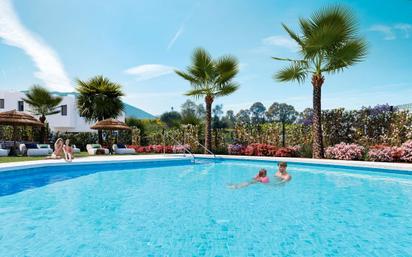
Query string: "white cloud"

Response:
xmin=369 ymin=24 xmax=396 ymax=40
xmin=394 ymin=23 xmax=412 ymax=38
xmin=0 ymin=0 xmax=72 ymax=92
xmin=167 ymin=25 xmax=184 ymax=50
xmin=369 ymin=23 xmax=412 ymax=40
xmin=124 ymin=64 xmax=176 ymax=81
xmin=262 ymin=35 xmax=299 ymax=51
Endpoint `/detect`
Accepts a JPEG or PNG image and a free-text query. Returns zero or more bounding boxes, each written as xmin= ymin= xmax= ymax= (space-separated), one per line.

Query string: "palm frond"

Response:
xmin=274 ymin=63 xmax=307 ymax=83
xmin=215 ymin=83 xmax=239 ymax=97
xmin=322 ymin=38 xmax=367 ymax=73
xmin=281 ymin=23 xmax=304 ymax=47
xmin=185 ymin=88 xmax=210 ymax=99
xmin=215 ymin=55 xmax=239 ymax=85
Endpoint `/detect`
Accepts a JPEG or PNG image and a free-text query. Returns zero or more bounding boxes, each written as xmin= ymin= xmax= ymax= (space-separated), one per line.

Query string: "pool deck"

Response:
xmin=1 ymin=154 xmax=412 ymax=173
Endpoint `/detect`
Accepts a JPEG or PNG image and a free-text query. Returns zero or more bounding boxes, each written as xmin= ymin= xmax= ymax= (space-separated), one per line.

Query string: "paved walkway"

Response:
xmin=1 ymin=154 xmax=412 ymax=172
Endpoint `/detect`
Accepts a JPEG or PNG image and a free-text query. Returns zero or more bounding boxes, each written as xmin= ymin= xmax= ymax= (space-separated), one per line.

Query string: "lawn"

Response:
xmin=0 ymin=151 xmax=90 ymax=163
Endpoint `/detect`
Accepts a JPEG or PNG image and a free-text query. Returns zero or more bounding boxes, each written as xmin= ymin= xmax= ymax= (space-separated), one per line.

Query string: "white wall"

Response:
xmin=0 ymin=90 xmax=125 ymax=133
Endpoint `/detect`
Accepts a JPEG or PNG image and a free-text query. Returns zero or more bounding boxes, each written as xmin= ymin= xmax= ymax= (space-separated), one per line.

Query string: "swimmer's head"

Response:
xmin=277 ymin=162 xmax=287 ymax=173
xmin=258 ymin=169 xmax=267 ymax=177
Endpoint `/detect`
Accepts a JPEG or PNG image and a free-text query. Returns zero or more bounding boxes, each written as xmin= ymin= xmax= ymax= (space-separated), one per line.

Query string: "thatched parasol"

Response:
xmin=91 ymin=119 xmax=131 ymax=150
xmin=91 ymin=119 xmax=131 ymax=131
xmin=0 ymin=110 xmax=44 ymax=155
xmin=0 ymin=110 xmax=44 ymax=127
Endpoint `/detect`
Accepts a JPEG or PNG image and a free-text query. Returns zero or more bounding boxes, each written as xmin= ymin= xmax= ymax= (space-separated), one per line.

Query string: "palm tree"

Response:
xmin=273 ymin=5 xmax=367 ymax=158
xmin=175 ymin=48 xmax=239 ymax=153
xmin=23 ymin=85 xmax=62 ymax=143
xmin=76 ymin=75 xmax=124 ymax=144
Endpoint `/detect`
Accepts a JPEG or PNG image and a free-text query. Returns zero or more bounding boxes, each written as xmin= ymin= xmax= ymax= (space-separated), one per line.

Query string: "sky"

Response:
xmin=0 ymin=0 xmax=411 ymax=115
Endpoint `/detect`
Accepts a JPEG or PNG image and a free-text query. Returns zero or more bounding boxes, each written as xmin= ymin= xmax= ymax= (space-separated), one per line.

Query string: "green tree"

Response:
xmin=181 ymin=100 xmax=202 ymax=125
xmin=250 ymin=102 xmax=266 ymax=124
xmin=222 ymin=110 xmax=236 ymax=128
xmin=273 ymin=5 xmax=367 ymax=158
xmin=266 ymin=102 xmax=298 ymax=147
xmin=175 ymin=48 xmax=239 ymax=152
xmin=23 ymin=85 xmax=62 ymax=143
xmin=236 ymin=109 xmax=251 ymax=125
xmin=76 ymin=75 xmax=124 ymax=144
xmin=160 ymin=111 xmax=182 ymax=128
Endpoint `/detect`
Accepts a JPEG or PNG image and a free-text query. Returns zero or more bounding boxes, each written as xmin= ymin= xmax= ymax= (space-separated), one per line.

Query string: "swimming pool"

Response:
xmin=0 ymin=158 xmax=411 ymax=256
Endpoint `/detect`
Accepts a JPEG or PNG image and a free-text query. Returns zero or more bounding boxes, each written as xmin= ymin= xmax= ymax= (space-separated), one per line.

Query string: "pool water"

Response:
xmin=0 ymin=159 xmax=411 ymax=256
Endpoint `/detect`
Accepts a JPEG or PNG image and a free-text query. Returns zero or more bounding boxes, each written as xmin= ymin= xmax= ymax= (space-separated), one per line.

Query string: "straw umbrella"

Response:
xmin=0 ymin=110 xmax=44 ymax=155
xmin=90 ymin=119 xmax=131 ymax=152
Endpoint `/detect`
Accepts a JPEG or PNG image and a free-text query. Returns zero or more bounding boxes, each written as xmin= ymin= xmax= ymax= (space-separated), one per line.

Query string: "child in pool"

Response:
xmin=228 ymin=169 xmax=269 ymax=189
xmin=255 ymin=169 xmax=269 ymax=183
xmin=275 ymin=162 xmax=291 ymax=182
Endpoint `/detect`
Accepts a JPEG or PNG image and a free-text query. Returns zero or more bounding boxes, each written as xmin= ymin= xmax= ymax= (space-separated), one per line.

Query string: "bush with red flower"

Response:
xmin=367 ymin=145 xmax=403 ymax=162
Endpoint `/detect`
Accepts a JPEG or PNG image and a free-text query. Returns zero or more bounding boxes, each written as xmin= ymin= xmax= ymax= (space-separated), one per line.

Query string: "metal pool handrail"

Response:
xmin=183 ymin=134 xmax=216 ymax=158
xmin=163 ymin=131 xmax=196 ymax=161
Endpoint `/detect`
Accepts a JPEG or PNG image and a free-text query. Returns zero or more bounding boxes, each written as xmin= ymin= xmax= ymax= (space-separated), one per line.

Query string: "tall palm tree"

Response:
xmin=273 ymin=5 xmax=367 ymax=158
xmin=76 ymin=75 xmax=124 ymax=144
xmin=175 ymin=48 xmax=239 ymax=153
xmin=23 ymin=85 xmax=62 ymax=143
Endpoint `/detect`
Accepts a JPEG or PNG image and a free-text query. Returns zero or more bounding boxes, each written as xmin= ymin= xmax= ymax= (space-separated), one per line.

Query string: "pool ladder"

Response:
xmin=162 ymin=131 xmax=216 ymax=162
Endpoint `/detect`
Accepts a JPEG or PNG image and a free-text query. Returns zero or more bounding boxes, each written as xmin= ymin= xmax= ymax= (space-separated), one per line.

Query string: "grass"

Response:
xmin=0 ymin=151 xmax=90 ymax=163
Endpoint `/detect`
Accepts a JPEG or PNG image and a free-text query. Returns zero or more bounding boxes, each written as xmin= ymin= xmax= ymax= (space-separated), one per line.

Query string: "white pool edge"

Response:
xmin=1 ymin=154 xmax=412 ymax=173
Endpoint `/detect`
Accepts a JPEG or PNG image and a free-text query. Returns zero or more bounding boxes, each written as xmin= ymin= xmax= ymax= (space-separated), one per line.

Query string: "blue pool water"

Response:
xmin=0 ymin=159 xmax=411 ymax=256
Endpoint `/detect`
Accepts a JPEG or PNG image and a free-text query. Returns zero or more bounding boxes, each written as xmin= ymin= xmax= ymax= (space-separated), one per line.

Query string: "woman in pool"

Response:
xmin=63 ymin=139 xmax=74 ymax=162
xmin=275 ymin=162 xmax=291 ymax=182
xmin=228 ymin=169 xmax=269 ymax=189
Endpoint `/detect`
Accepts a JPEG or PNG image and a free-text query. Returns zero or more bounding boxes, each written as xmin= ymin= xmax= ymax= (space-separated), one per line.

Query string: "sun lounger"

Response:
xmin=112 ymin=144 xmax=135 ymax=154
xmin=72 ymin=144 xmax=81 ymax=153
xmin=86 ymin=144 xmax=109 ymax=155
xmin=19 ymin=143 xmax=51 ymax=156
xmin=0 ymin=143 xmax=10 ymax=157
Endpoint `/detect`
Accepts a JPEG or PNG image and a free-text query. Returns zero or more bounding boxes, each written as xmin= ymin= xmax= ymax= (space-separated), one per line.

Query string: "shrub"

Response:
xmin=275 ymin=146 xmax=300 ymax=157
xmin=367 ymin=145 xmax=398 ymax=162
xmin=227 ymin=144 xmax=245 ymax=155
xmin=127 ymin=144 xmax=189 ymax=154
xmin=400 ymin=140 xmax=412 ymax=162
xmin=325 ymin=142 xmax=364 ymax=160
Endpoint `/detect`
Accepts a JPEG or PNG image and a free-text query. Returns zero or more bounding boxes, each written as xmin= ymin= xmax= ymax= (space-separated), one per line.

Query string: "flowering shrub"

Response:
xmin=367 ymin=145 xmax=398 ymax=162
xmin=244 ymin=144 xmax=257 ymax=156
xmin=227 ymin=144 xmax=245 ymax=155
xmin=173 ymin=144 xmax=191 ymax=153
xmin=275 ymin=146 xmax=300 ymax=157
xmin=127 ymin=144 xmax=188 ymax=154
xmin=400 ymin=140 xmax=412 ymax=162
xmin=228 ymin=143 xmax=300 ymax=157
xmin=325 ymin=142 xmax=365 ymax=160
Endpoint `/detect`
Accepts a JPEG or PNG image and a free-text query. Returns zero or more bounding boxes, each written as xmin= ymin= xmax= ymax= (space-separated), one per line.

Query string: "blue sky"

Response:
xmin=0 ymin=0 xmax=411 ymax=115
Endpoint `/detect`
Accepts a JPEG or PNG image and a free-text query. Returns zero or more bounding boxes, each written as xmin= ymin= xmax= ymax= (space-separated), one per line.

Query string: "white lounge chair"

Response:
xmin=112 ymin=144 xmax=135 ymax=155
xmin=0 ymin=143 xmax=10 ymax=157
xmin=19 ymin=143 xmax=51 ymax=156
xmin=86 ymin=144 xmax=109 ymax=155
xmin=72 ymin=144 xmax=81 ymax=153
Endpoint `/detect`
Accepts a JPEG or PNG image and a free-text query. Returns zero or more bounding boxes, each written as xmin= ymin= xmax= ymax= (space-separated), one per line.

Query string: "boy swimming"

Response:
xmin=275 ymin=162 xmax=291 ymax=182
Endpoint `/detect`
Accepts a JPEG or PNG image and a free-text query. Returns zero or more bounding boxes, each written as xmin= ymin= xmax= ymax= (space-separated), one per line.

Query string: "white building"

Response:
xmin=0 ymin=90 xmax=145 ymax=133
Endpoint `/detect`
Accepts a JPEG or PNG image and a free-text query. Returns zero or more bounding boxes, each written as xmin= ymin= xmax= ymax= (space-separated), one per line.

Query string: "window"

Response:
xmin=0 ymin=99 xmax=4 ymax=109
xmin=18 ymin=101 xmax=24 ymax=111
xmin=61 ymin=105 xmax=67 ymax=116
